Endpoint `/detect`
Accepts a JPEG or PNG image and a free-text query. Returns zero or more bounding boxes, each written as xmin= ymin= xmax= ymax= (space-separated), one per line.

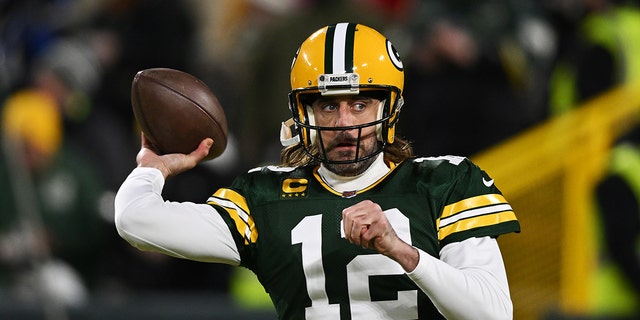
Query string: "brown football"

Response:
xmin=131 ymin=68 xmax=227 ymax=161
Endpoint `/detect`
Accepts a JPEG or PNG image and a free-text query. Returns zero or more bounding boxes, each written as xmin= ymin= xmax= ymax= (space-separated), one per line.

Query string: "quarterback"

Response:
xmin=115 ymin=23 xmax=520 ymax=319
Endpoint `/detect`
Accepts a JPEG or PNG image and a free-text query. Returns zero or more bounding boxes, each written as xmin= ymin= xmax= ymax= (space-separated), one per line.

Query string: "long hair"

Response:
xmin=279 ymin=136 xmax=414 ymax=167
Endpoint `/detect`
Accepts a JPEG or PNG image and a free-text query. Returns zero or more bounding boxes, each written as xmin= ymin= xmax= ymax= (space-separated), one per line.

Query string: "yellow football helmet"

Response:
xmin=288 ymin=22 xmax=404 ymax=164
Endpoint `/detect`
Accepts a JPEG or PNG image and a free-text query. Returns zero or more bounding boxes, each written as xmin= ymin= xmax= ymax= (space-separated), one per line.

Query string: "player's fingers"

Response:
xmin=349 ymin=218 xmax=364 ymax=246
xmin=342 ymin=209 xmax=354 ymax=243
xmin=172 ymin=138 xmax=213 ymax=172
xmin=342 ymin=208 xmax=360 ymax=245
xmin=361 ymin=218 xmax=389 ymax=250
xmin=188 ymin=138 xmax=213 ymax=162
xmin=359 ymin=226 xmax=370 ymax=249
xmin=150 ymin=138 xmax=212 ymax=178
xmin=344 ymin=211 xmax=372 ymax=247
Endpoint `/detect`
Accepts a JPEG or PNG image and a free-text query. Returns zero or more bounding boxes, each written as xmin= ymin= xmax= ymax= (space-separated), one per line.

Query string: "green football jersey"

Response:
xmin=207 ymin=156 xmax=520 ymax=319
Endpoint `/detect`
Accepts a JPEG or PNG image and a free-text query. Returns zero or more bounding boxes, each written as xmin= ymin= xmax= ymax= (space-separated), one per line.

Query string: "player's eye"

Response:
xmin=351 ymin=102 xmax=367 ymax=111
xmin=320 ymin=104 xmax=338 ymax=112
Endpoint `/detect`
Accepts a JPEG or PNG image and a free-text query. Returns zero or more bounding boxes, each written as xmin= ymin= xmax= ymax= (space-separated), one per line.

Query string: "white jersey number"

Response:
xmin=291 ymin=209 xmax=418 ymax=319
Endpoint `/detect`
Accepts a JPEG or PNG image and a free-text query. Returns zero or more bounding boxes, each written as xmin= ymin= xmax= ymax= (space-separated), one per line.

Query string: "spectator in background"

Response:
xmin=0 ymin=0 xmax=104 ymax=100
xmin=0 ymin=88 xmax=108 ymax=307
xmin=28 ymin=34 xmax=137 ymax=191
xmin=399 ymin=0 xmax=553 ymax=157
xmin=1 ymin=0 xmax=228 ymax=297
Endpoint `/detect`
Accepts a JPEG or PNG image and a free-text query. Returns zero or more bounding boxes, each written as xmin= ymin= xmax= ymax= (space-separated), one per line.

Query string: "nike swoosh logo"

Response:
xmin=483 ymin=178 xmax=494 ymax=187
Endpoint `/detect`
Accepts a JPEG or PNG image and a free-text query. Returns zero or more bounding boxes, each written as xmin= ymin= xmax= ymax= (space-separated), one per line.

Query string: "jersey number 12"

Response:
xmin=291 ymin=209 xmax=418 ymax=319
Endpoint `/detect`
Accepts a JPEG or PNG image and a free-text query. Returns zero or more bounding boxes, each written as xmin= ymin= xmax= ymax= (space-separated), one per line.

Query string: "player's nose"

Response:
xmin=335 ymin=102 xmax=358 ymax=128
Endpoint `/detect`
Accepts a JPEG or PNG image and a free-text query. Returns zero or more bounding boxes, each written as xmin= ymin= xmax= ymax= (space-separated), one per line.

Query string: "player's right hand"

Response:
xmin=136 ymin=133 xmax=212 ymax=179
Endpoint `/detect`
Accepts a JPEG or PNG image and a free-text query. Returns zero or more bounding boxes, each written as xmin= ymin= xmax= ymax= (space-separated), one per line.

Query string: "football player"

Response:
xmin=115 ymin=22 xmax=520 ymax=319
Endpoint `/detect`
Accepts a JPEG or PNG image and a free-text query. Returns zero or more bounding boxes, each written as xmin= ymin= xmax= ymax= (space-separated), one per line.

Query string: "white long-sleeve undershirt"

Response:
xmin=114 ymin=166 xmax=513 ymax=319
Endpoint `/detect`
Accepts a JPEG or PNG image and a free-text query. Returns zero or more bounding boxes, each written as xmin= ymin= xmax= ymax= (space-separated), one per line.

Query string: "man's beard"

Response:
xmin=324 ymin=154 xmax=377 ymax=176
xmin=322 ymin=131 xmax=379 ymax=176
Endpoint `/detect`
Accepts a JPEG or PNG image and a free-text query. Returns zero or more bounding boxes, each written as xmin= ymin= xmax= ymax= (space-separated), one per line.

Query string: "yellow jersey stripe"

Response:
xmin=208 ymin=188 xmax=257 ymax=244
xmin=439 ymin=203 xmax=513 ymax=227
xmin=436 ymin=194 xmax=514 ymax=241
xmin=440 ymin=194 xmax=508 ymax=219
xmin=438 ymin=210 xmax=517 ymax=241
xmin=211 ymin=188 xmax=250 ymax=213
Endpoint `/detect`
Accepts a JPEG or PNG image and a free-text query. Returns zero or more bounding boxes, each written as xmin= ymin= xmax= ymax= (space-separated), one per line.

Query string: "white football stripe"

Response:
xmin=332 ymin=23 xmax=349 ymax=73
xmin=440 ymin=203 xmax=513 ymax=227
xmin=209 ymin=197 xmax=251 ymax=227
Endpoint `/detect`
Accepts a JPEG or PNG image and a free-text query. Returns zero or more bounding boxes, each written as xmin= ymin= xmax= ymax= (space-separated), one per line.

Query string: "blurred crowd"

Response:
xmin=0 ymin=0 xmax=639 ymax=317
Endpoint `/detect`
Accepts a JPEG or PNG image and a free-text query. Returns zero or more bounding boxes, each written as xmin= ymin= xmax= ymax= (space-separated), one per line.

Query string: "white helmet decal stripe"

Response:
xmin=332 ymin=23 xmax=349 ymax=73
xmin=325 ymin=22 xmax=355 ymax=74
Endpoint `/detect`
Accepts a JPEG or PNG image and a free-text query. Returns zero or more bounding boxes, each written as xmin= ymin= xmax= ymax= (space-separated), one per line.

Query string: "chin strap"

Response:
xmin=280 ymin=118 xmax=300 ymax=146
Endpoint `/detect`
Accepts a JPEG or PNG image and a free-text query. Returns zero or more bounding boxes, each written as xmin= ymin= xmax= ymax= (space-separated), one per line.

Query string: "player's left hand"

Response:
xmin=342 ymin=200 xmax=419 ymax=272
xmin=342 ymin=200 xmax=399 ymax=254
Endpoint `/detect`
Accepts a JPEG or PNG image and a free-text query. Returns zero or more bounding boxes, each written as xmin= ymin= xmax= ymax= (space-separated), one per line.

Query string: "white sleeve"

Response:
xmin=114 ymin=167 xmax=241 ymax=266
xmin=406 ymin=236 xmax=513 ymax=320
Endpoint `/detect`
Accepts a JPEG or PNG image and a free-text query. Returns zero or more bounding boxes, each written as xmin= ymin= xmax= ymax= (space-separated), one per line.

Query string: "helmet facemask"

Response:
xmin=288 ymin=86 xmax=403 ymax=165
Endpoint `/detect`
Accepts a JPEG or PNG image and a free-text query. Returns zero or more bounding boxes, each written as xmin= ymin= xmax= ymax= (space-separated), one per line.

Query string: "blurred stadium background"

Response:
xmin=2 ymin=0 xmax=640 ymax=319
